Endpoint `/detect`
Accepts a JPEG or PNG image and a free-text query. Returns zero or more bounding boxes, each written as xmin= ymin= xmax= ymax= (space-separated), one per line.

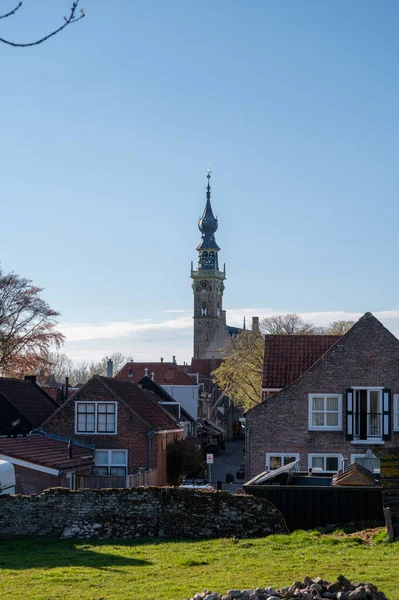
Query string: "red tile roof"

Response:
xmin=116 ymin=362 xmax=197 ymax=386
xmin=0 ymin=435 xmax=94 ymax=471
xmin=262 ymin=335 xmax=342 ymax=389
xmin=0 ymin=377 xmax=59 ymax=429
xmin=98 ymin=377 xmax=181 ymax=431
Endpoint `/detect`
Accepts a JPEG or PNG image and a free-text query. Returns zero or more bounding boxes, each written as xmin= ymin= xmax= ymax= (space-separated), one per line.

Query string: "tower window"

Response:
xmin=201 ymin=304 xmax=207 ymax=316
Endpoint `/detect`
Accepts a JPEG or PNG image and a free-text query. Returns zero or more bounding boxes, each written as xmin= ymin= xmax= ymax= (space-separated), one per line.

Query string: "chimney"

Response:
xmin=160 ymin=357 xmax=164 ymax=363
xmin=106 ymin=359 xmax=113 ymax=378
xmin=252 ymin=316 xmax=260 ymax=333
xmin=172 ymin=355 xmax=176 ymax=364
xmin=65 ymin=377 xmax=69 ymax=402
xmin=24 ymin=375 xmax=37 ymax=384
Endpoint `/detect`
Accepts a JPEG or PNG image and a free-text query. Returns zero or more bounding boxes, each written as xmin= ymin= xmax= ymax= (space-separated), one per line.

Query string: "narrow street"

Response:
xmin=209 ymin=438 xmax=245 ymax=492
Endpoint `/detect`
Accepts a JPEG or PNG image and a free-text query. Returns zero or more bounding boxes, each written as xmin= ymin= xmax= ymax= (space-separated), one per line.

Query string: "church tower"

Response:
xmin=191 ymin=169 xmax=226 ymax=359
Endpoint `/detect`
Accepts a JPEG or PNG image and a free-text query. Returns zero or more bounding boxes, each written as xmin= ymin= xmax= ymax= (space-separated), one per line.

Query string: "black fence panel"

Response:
xmin=245 ymin=485 xmax=383 ymax=531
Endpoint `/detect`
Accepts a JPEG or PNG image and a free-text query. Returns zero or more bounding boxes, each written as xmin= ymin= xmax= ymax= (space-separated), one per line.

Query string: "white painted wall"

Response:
xmin=161 ymin=385 xmax=199 ymax=420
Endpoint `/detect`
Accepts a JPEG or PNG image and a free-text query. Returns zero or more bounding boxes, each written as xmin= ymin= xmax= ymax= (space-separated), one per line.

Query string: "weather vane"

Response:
xmin=207 ymin=163 xmax=212 ymax=179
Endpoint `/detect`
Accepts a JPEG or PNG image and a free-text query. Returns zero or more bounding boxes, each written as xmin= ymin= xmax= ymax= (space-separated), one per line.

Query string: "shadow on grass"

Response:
xmin=0 ymin=538 xmax=154 ymax=571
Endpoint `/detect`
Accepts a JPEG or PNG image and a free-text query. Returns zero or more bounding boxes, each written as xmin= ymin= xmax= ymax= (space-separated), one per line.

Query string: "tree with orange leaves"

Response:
xmin=0 ymin=268 xmax=64 ymax=377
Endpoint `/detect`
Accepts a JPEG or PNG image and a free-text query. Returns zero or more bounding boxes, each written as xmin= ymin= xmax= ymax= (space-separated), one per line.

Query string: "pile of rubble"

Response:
xmin=187 ymin=575 xmax=388 ymax=600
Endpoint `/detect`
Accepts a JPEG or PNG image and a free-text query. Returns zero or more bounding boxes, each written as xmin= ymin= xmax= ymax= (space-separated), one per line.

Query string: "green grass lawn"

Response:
xmin=0 ymin=531 xmax=398 ymax=600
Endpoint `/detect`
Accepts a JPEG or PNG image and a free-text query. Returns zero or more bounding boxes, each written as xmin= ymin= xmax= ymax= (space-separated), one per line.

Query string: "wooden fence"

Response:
xmin=77 ymin=475 xmax=127 ymax=489
xmin=127 ymin=468 xmax=158 ymax=488
xmin=77 ymin=469 xmax=158 ymax=490
xmin=245 ymin=485 xmax=383 ymax=531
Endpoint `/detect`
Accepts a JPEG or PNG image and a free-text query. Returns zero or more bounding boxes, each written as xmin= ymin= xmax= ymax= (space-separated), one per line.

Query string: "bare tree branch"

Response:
xmin=0 ymin=2 xmax=22 ymax=20
xmin=0 ymin=1 xmax=85 ymax=48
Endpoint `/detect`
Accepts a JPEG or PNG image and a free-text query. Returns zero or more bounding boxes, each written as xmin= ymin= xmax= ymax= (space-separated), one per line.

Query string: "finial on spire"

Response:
xmin=206 ymin=164 xmax=211 ymax=201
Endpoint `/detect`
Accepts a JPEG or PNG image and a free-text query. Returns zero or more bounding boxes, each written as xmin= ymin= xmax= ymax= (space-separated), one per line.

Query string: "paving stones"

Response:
xmin=187 ymin=576 xmax=388 ymax=600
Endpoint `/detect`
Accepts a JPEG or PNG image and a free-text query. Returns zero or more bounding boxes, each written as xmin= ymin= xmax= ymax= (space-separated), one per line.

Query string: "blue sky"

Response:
xmin=1 ymin=0 xmax=399 ymax=363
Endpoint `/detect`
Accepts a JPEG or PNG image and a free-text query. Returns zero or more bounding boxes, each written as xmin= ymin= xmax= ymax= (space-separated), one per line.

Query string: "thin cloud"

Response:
xmin=60 ymin=308 xmax=399 ymax=364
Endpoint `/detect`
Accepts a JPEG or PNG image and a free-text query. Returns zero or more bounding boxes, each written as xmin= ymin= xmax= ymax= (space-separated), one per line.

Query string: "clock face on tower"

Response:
xmin=197 ymin=280 xmax=212 ymax=293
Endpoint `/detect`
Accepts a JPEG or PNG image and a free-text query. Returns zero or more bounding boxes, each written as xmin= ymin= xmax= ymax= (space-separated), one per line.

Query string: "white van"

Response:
xmin=0 ymin=460 xmax=16 ymax=494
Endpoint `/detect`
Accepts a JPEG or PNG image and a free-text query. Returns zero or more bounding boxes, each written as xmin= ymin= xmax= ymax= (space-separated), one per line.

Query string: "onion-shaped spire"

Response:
xmin=197 ymin=167 xmax=220 ymax=251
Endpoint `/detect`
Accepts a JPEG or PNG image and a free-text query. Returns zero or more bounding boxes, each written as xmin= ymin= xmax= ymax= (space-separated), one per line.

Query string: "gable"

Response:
xmin=250 ymin=313 xmax=399 ymax=415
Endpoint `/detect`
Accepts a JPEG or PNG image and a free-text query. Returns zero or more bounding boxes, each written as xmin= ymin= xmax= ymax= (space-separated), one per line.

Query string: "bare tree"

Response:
xmin=261 ymin=313 xmax=322 ymax=335
xmin=45 ymin=352 xmax=74 ymax=383
xmin=0 ymin=1 xmax=85 ymax=48
xmin=325 ymin=320 xmax=355 ymax=335
xmin=0 ymin=268 xmax=64 ymax=377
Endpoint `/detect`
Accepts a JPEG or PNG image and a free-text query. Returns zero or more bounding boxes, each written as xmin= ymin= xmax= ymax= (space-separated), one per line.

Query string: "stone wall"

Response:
xmin=0 ymin=487 xmax=285 ymax=539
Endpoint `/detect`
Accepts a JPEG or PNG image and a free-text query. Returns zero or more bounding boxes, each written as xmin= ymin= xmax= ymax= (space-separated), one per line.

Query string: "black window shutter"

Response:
xmin=346 ymin=388 xmax=354 ymax=441
xmin=383 ymin=388 xmax=391 ymax=441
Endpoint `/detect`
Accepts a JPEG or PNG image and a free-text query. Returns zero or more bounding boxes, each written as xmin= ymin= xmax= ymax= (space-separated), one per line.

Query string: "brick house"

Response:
xmin=0 ymin=375 xmax=59 ymax=436
xmin=247 ymin=313 xmax=399 ymax=479
xmin=116 ymin=361 xmax=200 ymax=420
xmin=0 ymin=434 xmax=94 ymax=494
xmin=41 ymin=376 xmax=183 ymax=487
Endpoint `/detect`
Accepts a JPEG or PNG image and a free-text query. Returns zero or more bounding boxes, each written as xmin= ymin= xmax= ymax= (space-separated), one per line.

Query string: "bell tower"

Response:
xmin=191 ymin=168 xmax=226 ymax=359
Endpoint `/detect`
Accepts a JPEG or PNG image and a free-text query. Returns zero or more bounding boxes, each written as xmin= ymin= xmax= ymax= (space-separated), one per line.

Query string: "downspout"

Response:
xmin=146 ymin=430 xmax=154 ymax=471
xmin=245 ymin=423 xmax=250 ymax=480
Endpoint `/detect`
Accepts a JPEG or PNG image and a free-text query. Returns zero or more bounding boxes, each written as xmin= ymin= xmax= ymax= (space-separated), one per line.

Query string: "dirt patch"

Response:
xmin=333 ymin=527 xmax=384 ymax=545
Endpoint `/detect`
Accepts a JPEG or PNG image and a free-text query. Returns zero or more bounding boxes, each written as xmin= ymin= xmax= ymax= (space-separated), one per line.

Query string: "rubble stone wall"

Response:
xmin=0 ymin=487 xmax=285 ymax=539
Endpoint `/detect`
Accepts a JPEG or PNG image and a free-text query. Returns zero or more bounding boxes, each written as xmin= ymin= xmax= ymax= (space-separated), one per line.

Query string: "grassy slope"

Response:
xmin=0 ymin=532 xmax=398 ymax=600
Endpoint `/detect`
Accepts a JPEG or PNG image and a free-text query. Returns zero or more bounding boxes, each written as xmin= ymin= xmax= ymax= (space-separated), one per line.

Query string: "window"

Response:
xmin=394 ymin=395 xmax=399 ymax=432
xmin=93 ymin=450 xmax=127 ymax=476
xmin=75 ymin=402 xmax=117 ymax=434
xmin=308 ymin=454 xmax=341 ymax=473
xmin=308 ymin=394 xmax=342 ymax=430
xmin=351 ymin=454 xmax=380 ymax=473
xmin=352 ymin=388 xmax=383 ymax=440
xmin=266 ymin=453 xmax=299 ymax=470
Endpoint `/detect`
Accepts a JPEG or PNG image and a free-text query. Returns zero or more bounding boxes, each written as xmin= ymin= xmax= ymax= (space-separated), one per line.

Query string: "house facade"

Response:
xmin=247 ymin=313 xmax=399 ymax=478
xmin=41 ymin=376 xmax=183 ymax=487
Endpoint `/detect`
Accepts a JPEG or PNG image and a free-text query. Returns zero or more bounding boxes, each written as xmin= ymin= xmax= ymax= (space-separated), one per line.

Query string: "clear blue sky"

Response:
xmin=1 ymin=0 xmax=399 ymax=362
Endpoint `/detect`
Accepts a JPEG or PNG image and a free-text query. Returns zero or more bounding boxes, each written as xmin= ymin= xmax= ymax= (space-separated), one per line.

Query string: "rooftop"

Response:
xmin=262 ymin=335 xmax=342 ymax=389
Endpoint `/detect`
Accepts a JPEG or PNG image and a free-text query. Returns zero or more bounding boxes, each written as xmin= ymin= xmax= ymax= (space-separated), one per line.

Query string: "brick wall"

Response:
xmin=0 ymin=487 xmax=285 ymax=539
xmin=14 ymin=465 xmax=61 ymax=495
xmin=247 ymin=314 xmax=399 ymax=478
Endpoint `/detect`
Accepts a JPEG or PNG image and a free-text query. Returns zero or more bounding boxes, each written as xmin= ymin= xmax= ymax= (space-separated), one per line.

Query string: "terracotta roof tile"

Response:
xmin=263 ymin=335 xmax=342 ymax=389
xmin=116 ymin=362 xmax=197 ymax=386
xmin=0 ymin=435 xmax=94 ymax=471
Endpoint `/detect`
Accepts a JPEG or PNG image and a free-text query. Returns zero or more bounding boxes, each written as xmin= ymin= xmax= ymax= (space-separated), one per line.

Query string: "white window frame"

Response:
xmin=94 ymin=449 xmax=127 ymax=476
xmin=75 ymin=401 xmax=118 ymax=435
xmin=266 ymin=453 xmax=300 ymax=470
xmin=308 ymin=394 xmax=342 ymax=431
xmin=394 ymin=395 xmax=399 ymax=432
xmin=308 ymin=453 xmax=342 ymax=473
xmin=350 ymin=453 xmax=380 ymax=473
